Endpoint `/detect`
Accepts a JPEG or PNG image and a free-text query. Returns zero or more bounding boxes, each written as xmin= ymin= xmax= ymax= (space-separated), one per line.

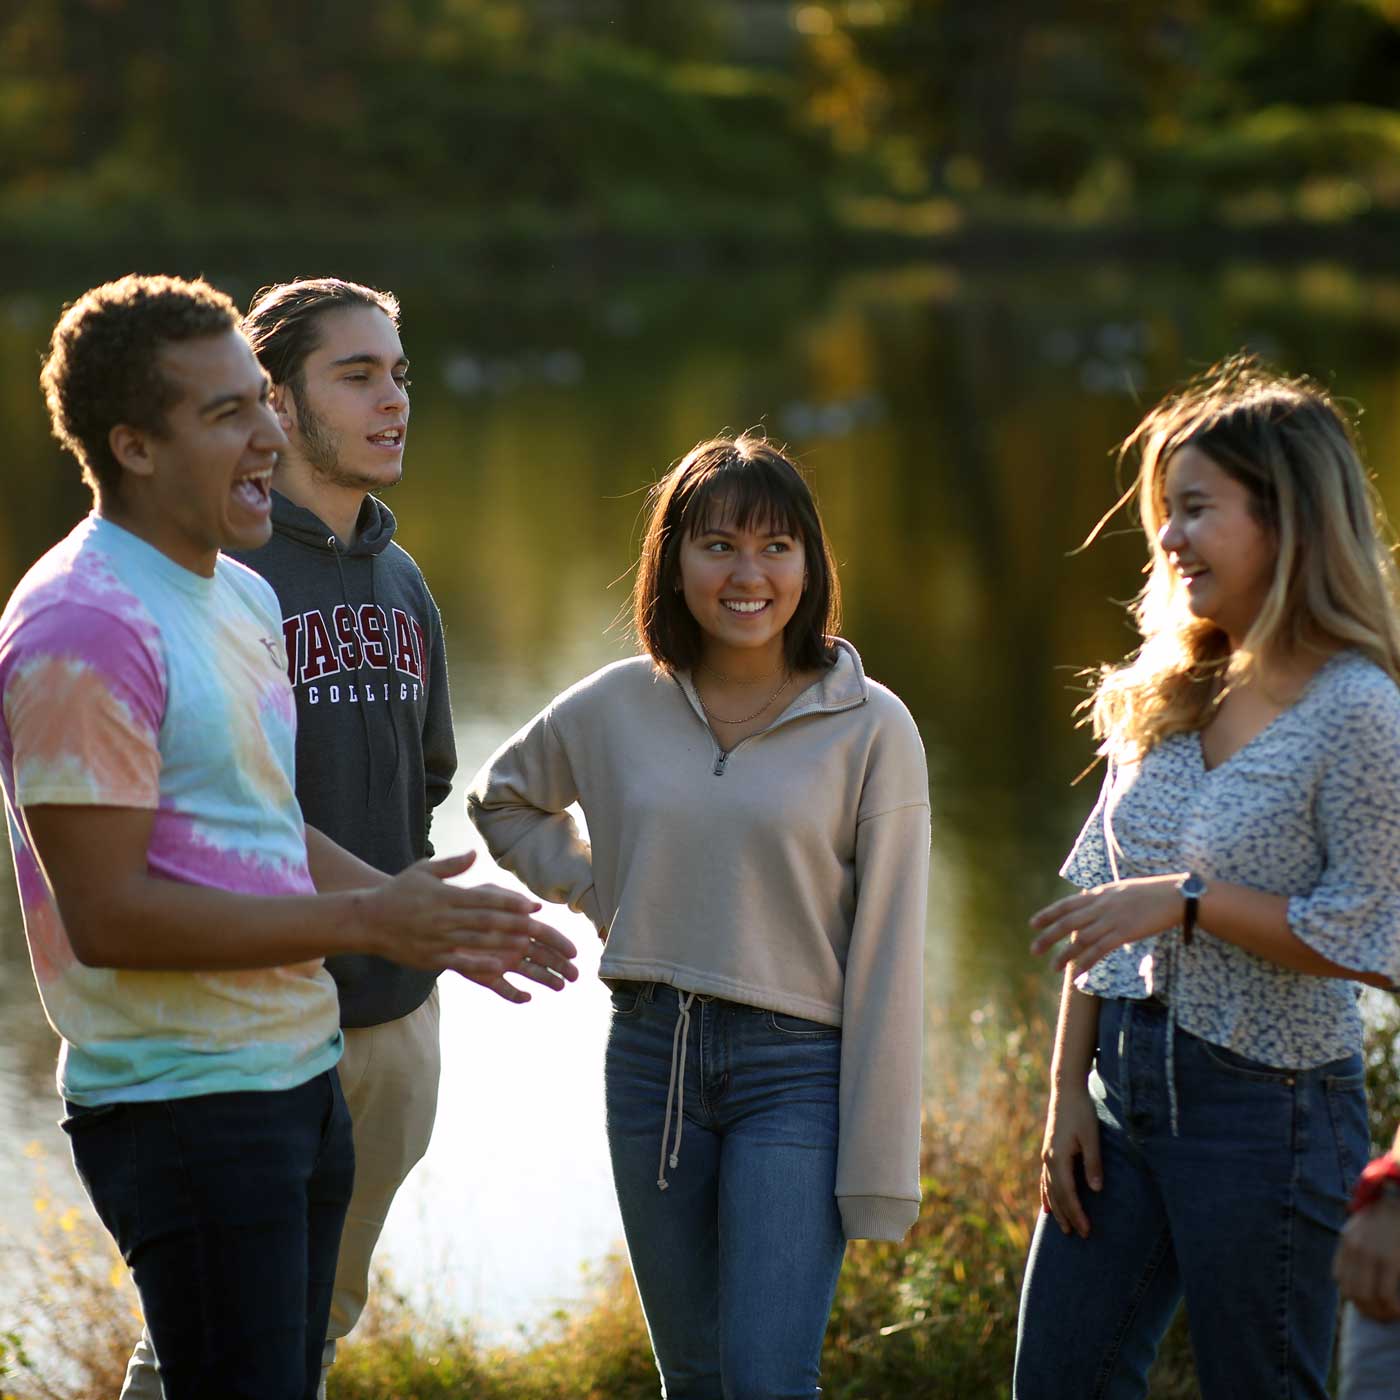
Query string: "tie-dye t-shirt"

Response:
xmin=0 ymin=515 xmax=341 ymax=1105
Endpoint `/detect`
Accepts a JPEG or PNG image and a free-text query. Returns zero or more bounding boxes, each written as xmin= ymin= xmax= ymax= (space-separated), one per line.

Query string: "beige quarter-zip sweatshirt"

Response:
xmin=467 ymin=638 xmax=930 ymax=1240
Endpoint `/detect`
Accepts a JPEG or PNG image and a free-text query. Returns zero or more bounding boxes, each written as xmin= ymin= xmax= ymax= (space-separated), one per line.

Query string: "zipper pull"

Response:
xmin=713 ymin=751 xmax=728 ymax=776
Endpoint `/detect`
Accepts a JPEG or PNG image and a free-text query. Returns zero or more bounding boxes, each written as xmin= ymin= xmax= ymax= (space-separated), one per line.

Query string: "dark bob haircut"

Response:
xmin=632 ymin=434 xmax=840 ymax=673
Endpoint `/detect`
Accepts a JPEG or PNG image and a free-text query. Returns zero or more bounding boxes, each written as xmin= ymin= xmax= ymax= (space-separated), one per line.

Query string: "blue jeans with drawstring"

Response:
xmin=1014 ymin=996 xmax=1368 ymax=1400
xmin=604 ymin=981 xmax=847 ymax=1400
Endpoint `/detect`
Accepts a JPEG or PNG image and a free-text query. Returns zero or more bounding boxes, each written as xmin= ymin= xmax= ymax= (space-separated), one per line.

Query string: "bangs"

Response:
xmin=678 ymin=463 xmax=804 ymax=541
xmin=632 ymin=431 xmax=840 ymax=673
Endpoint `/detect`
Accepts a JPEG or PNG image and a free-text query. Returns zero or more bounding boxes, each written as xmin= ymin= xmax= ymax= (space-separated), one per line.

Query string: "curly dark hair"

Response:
xmin=633 ymin=433 xmax=841 ymax=673
xmin=40 ymin=274 xmax=241 ymax=502
xmin=243 ymin=278 xmax=400 ymax=410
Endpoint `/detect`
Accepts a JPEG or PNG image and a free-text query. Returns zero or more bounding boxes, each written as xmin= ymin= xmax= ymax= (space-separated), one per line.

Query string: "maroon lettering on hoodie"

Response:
xmin=280 ymin=615 xmax=302 ymax=685
xmin=301 ymin=610 xmax=340 ymax=682
xmin=359 ymin=604 xmax=391 ymax=669
xmin=332 ymin=603 xmax=363 ymax=670
xmin=391 ymin=607 xmax=420 ymax=681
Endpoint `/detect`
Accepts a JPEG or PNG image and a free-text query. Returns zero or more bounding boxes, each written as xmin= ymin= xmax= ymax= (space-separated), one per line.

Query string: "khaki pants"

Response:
xmin=119 ymin=987 xmax=442 ymax=1400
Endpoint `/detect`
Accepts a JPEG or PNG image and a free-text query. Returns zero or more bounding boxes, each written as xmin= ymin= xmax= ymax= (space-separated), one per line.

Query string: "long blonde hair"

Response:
xmin=1086 ymin=356 xmax=1400 ymax=760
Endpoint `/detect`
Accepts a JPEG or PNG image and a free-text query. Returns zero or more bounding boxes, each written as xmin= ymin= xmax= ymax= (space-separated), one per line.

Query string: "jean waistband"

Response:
xmin=609 ymin=982 xmax=789 ymax=1193
xmin=606 ymin=979 xmax=768 ymax=1015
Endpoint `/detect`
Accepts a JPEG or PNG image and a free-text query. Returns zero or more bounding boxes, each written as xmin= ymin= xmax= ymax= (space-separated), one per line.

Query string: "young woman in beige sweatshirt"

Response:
xmin=468 ymin=434 xmax=930 ymax=1398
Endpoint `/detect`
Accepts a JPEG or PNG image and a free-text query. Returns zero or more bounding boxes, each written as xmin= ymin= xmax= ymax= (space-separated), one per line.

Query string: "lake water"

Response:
xmin=4 ymin=255 xmax=1400 ymax=1341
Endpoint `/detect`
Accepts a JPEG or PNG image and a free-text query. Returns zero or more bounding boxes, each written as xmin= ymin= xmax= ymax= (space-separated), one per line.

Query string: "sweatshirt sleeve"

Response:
xmin=420 ymin=597 xmax=457 ymax=858
xmin=836 ymin=699 xmax=931 ymax=1242
xmin=466 ymin=704 xmax=603 ymax=928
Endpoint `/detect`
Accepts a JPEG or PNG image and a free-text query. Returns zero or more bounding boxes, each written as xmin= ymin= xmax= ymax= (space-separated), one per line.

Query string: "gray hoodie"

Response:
xmin=230 ymin=490 xmax=456 ymax=1027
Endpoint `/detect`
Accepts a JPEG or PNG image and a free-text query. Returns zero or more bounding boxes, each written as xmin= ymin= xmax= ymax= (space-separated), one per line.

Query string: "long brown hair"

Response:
xmin=1085 ymin=356 xmax=1400 ymax=758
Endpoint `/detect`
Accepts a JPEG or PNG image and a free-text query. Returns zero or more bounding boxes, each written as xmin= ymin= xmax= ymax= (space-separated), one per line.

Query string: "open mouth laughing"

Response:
xmin=231 ymin=467 xmax=273 ymax=511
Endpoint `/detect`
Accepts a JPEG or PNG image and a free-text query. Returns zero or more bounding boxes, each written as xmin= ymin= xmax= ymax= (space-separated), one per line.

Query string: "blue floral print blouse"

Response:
xmin=1063 ymin=650 xmax=1400 ymax=1069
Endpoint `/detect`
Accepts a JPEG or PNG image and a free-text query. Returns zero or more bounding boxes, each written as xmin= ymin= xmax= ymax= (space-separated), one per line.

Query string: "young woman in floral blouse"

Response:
xmin=1015 ymin=358 xmax=1400 ymax=1399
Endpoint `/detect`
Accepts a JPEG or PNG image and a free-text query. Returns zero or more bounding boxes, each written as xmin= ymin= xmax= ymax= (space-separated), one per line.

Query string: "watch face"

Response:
xmin=1180 ymin=873 xmax=1207 ymax=899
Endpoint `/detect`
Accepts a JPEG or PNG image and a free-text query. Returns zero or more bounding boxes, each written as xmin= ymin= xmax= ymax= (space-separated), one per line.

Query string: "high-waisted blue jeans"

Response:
xmin=1014 ymin=996 xmax=1368 ymax=1400
xmin=604 ymin=981 xmax=847 ymax=1400
xmin=62 ymin=1070 xmax=354 ymax=1400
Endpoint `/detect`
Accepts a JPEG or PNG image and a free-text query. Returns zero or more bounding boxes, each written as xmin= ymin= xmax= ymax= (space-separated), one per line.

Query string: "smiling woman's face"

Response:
xmin=678 ymin=510 xmax=807 ymax=669
xmin=1157 ymin=444 xmax=1277 ymax=646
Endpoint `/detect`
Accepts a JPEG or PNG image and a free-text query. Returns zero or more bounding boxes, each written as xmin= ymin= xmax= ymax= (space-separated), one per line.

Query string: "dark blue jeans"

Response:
xmin=62 ymin=1070 xmax=354 ymax=1400
xmin=605 ymin=982 xmax=847 ymax=1400
xmin=1014 ymin=997 xmax=1368 ymax=1400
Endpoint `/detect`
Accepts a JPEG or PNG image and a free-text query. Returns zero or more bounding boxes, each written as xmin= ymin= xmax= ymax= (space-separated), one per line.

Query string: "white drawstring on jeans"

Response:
xmin=657 ymin=989 xmax=697 ymax=1191
xmin=1160 ymin=941 xmax=1182 ymax=1136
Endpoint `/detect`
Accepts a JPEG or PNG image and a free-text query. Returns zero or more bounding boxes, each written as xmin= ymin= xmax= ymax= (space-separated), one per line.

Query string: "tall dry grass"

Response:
xmin=12 ymin=997 xmax=1394 ymax=1399
xmin=2 ymin=1144 xmax=135 ymax=1400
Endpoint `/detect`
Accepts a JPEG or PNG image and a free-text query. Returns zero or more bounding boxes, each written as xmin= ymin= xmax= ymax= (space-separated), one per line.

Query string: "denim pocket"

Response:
xmin=607 ymin=982 xmax=645 ymax=1018
xmin=1196 ymin=1038 xmax=1299 ymax=1084
xmin=766 ymin=1010 xmax=840 ymax=1038
xmin=1324 ymin=1074 xmax=1369 ymax=1191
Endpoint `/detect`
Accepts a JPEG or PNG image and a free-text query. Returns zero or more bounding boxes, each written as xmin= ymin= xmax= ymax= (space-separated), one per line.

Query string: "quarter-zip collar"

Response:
xmin=674 ymin=636 xmax=869 ymax=774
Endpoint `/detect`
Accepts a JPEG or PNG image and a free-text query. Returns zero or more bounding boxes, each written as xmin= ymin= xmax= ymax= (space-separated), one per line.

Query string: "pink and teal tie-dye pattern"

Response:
xmin=0 ymin=515 xmax=340 ymax=1105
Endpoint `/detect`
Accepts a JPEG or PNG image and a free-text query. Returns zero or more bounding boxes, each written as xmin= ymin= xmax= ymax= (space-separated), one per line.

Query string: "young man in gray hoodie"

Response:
xmin=121 ymin=277 xmax=575 ymax=1399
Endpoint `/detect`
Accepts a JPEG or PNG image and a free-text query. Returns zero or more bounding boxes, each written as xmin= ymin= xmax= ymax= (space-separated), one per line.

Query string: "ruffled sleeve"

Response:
xmin=1287 ymin=681 xmax=1400 ymax=985
xmin=1060 ymin=762 xmax=1117 ymax=889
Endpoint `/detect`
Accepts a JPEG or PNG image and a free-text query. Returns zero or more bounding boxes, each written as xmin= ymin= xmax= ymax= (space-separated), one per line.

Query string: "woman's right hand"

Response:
xmin=1039 ymin=1083 xmax=1103 ymax=1238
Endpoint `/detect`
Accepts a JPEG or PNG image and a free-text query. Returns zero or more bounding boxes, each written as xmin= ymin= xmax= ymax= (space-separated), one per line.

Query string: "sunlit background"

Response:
xmin=4 ymin=0 xmax=1400 ymax=1347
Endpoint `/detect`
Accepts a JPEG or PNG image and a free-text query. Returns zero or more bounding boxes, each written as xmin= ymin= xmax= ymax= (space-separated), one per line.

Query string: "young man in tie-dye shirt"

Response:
xmin=0 ymin=276 xmax=577 ymax=1400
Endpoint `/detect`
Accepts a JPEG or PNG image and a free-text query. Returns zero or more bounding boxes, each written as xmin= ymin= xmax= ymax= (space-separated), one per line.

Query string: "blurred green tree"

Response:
xmin=3 ymin=0 xmax=1399 ymax=242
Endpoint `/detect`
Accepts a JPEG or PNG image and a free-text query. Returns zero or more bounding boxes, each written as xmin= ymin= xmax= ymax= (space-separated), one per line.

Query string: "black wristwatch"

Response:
xmin=1178 ymin=872 xmax=1208 ymax=946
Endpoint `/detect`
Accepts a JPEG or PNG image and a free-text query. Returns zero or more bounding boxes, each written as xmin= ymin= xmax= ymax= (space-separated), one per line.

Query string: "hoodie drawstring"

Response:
xmin=368 ymin=555 xmax=404 ymax=802
xmin=327 ymin=536 xmax=377 ymax=807
xmin=657 ymin=989 xmax=697 ymax=1191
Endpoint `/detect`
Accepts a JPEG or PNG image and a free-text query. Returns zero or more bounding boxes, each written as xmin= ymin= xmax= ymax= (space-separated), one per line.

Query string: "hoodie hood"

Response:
xmin=269 ymin=489 xmax=397 ymax=558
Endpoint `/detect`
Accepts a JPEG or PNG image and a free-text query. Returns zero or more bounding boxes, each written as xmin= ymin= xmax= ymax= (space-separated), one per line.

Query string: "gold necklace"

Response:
xmin=697 ymin=671 xmax=792 ymax=725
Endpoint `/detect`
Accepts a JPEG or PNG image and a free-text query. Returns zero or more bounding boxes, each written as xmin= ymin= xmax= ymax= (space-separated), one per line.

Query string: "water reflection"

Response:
xmin=3 ymin=256 xmax=1400 ymax=1337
